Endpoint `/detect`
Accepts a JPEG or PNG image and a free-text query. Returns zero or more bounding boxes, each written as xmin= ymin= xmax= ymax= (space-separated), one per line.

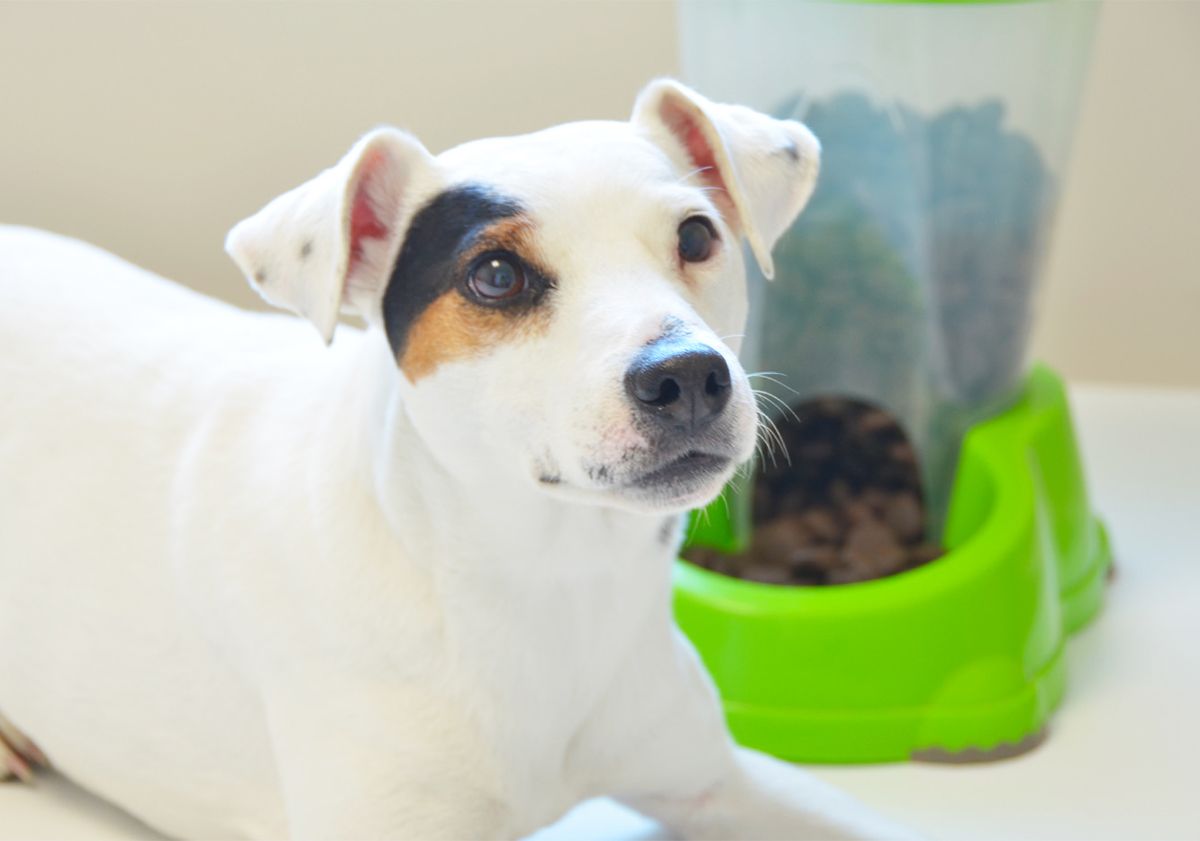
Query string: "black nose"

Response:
xmin=625 ymin=338 xmax=732 ymax=434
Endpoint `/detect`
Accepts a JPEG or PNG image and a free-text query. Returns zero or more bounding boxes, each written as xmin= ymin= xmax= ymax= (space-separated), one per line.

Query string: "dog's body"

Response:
xmin=0 ymin=227 xmax=312 ymax=836
xmin=0 ymin=83 xmax=910 ymax=839
xmin=0 ymin=226 xmax=692 ymax=839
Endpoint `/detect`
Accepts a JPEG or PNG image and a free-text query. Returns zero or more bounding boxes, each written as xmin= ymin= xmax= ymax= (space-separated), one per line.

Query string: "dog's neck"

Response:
xmin=329 ymin=328 xmax=682 ymax=737
xmin=338 ymin=327 xmax=679 ymax=588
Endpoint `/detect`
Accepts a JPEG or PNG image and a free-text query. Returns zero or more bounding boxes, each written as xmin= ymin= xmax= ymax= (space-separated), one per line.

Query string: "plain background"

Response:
xmin=0 ymin=0 xmax=1196 ymax=386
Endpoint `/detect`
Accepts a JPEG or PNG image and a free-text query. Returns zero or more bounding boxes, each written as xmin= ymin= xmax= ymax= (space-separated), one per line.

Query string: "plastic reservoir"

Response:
xmin=680 ymin=0 xmax=1099 ymax=526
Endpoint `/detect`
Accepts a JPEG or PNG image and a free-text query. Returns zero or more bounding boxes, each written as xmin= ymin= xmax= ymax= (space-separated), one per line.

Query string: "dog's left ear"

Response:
xmin=226 ymin=128 xmax=438 ymax=344
xmin=633 ymin=80 xmax=820 ymax=279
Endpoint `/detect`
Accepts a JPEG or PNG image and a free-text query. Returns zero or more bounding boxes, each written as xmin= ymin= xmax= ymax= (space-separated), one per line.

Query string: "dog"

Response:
xmin=0 ymin=80 xmax=912 ymax=840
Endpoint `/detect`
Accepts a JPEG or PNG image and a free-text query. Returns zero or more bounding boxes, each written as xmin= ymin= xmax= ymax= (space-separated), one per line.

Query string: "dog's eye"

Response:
xmin=678 ymin=216 xmax=717 ymax=263
xmin=468 ymin=253 xmax=526 ymax=300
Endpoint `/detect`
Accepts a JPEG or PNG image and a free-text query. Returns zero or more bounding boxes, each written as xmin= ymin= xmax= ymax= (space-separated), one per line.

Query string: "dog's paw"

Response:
xmin=0 ymin=715 xmax=46 ymax=784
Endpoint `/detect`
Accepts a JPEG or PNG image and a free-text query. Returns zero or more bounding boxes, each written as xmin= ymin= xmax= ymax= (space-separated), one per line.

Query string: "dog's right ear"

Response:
xmin=633 ymin=80 xmax=820 ymax=280
xmin=226 ymin=129 xmax=439 ymax=344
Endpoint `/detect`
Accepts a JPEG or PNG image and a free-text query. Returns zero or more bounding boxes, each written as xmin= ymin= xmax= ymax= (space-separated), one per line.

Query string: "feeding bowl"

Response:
xmin=674 ymin=365 xmax=1110 ymax=763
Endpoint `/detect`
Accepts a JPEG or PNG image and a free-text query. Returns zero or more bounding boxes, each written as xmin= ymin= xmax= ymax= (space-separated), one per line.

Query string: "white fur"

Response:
xmin=0 ymin=81 xmax=911 ymax=839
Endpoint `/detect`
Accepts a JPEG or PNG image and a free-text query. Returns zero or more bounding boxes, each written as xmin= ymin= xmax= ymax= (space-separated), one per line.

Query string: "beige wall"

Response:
xmin=0 ymin=0 xmax=677 ymax=313
xmin=1031 ymin=0 xmax=1200 ymax=388
xmin=1 ymin=1 xmax=1195 ymax=387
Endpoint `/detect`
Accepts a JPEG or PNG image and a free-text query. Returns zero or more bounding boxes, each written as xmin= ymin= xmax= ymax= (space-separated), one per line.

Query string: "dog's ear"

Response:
xmin=226 ymin=128 xmax=438 ymax=343
xmin=632 ymin=80 xmax=820 ymax=280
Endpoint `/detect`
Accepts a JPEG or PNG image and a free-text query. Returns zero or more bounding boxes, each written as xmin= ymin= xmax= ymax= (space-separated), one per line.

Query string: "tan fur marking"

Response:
xmin=398 ymin=215 xmax=553 ymax=382
xmin=401 ymin=291 xmax=550 ymax=382
xmin=471 ymin=217 xmax=540 ymax=258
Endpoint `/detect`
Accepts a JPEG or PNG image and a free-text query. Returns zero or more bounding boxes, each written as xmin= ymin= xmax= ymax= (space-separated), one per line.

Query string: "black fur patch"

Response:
xmin=382 ymin=184 xmax=524 ymax=360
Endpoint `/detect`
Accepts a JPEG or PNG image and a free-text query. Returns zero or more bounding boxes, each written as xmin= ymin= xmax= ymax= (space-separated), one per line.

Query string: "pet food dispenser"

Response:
xmin=673 ymin=0 xmax=1110 ymax=762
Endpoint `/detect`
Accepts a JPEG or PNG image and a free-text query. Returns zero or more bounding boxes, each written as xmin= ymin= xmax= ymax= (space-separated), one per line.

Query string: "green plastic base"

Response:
xmin=673 ymin=365 xmax=1110 ymax=763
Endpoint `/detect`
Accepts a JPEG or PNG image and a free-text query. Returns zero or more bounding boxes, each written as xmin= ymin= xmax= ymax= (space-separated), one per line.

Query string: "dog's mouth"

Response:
xmin=535 ymin=442 xmax=741 ymax=513
xmin=537 ymin=448 xmax=736 ymax=509
xmin=629 ymin=449 xmax=732 ymax=491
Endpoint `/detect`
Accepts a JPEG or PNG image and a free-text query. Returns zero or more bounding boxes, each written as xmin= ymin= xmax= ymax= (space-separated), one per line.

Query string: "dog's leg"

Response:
xmin=261 ymin=677 xmax=511 ymax=840
xmin=625 ymin=745 xmax=918 ymax=841
xmin=0 ymin=713 xmax=47 ymax=784
xmin=601 ymin=632 xmax=917 ymax=840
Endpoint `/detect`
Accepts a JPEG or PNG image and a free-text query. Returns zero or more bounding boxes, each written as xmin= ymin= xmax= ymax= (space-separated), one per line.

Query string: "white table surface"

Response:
xmin=3 ymin=382 xmax=1199 ymax=841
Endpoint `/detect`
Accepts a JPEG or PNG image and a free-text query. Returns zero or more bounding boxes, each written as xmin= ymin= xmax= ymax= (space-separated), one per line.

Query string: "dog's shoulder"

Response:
xmin=0 ymin=225 xmax=330 ymax=384
xmin=9 ymin=226 xmax=282 ymax=328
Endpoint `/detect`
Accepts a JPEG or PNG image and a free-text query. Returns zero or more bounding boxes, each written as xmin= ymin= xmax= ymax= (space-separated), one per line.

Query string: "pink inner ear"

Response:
xmin=348 ymin=146 xmax=392 ymax=276
xmin=660 ymin=99 xmax=737 ymax=225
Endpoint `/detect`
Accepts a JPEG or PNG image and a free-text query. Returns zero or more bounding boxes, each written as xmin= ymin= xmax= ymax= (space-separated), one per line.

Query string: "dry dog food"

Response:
xmin=684 ymin=397 xmax=944 ymax=585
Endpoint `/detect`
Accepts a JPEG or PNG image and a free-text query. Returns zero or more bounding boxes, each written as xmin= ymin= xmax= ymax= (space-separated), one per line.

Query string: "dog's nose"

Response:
xmin=625 ymin=339 xmax=732 ymax=434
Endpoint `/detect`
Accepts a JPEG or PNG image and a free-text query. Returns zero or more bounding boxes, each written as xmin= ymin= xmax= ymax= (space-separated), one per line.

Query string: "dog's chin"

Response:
xmin=610 ymin=450 xmax=739 ymax=514
xmin=532 ymin=449 xmax=738 ymax=514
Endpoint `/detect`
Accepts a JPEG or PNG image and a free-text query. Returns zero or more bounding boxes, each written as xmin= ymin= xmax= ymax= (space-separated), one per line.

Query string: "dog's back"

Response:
xmin=0 ymin=226 xmax=294 ymax=837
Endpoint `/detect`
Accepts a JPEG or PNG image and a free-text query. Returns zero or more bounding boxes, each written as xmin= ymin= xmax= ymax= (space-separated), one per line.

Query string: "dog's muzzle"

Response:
xmin=621 ymin=335 xmax=737 ymax=496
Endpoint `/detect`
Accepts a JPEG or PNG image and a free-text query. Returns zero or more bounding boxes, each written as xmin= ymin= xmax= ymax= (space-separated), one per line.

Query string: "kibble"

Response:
xmin=684 ymin=397 xmax=945 ymax=586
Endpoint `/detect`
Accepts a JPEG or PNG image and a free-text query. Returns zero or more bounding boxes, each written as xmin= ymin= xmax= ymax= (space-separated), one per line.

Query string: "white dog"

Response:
xmin=0 ymin=80 xmax=911 ymax=840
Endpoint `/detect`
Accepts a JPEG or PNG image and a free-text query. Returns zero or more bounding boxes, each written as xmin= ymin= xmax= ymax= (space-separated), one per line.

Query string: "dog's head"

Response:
xmin=227 ymin=81 xmax=818 ymax=513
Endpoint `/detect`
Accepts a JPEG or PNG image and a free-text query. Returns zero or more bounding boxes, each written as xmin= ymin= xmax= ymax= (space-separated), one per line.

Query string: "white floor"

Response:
xmin=3 ymin=382 xmax=1199 ymax=840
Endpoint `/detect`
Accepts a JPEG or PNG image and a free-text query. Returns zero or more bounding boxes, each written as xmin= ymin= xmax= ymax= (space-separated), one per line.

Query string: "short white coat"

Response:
xmin=0 ymin=81 xmax=912 ymax=840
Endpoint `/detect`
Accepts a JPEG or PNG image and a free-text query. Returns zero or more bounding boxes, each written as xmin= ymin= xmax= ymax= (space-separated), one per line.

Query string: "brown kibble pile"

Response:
xmin=685 ymin=398 xmax=944 ymax=585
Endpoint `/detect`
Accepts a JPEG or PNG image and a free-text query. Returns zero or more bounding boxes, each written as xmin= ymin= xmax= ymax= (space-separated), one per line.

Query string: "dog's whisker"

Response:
xmin=750 ymin=438 xmax=766 ymax=473
xmin=753 ymin=403 xmax=790 ymax=469
xmin=746 ymin=371 xmax=802 ymax=398
xmin=717 ymin=491 xmax=731 ymax=525
xmin=755 ymin=413 xmax=781 ymax=470
xmin=762 ymin=414 xmax=791 ymax=467
xmin=757 ymin=428 xmax=780 ymax=472
xmin=747 ymin=374 xmax=794 ymax=390
xmin=755 ymin=400 xmax=790 ymax=455
xmin=753 ymin=388 xmax=801 ymax=426
xmin=758 ymin=387 xmax=802 ymax=416
xmin=751 ymin=385 xmax=798 ymax=420
xmin=755 ymin=378 xmax=801 ymax=402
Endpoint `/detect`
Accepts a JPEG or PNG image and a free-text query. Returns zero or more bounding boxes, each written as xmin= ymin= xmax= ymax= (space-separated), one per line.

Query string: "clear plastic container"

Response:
xmin=681 ymin=0 xmax=1098 ymax=526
